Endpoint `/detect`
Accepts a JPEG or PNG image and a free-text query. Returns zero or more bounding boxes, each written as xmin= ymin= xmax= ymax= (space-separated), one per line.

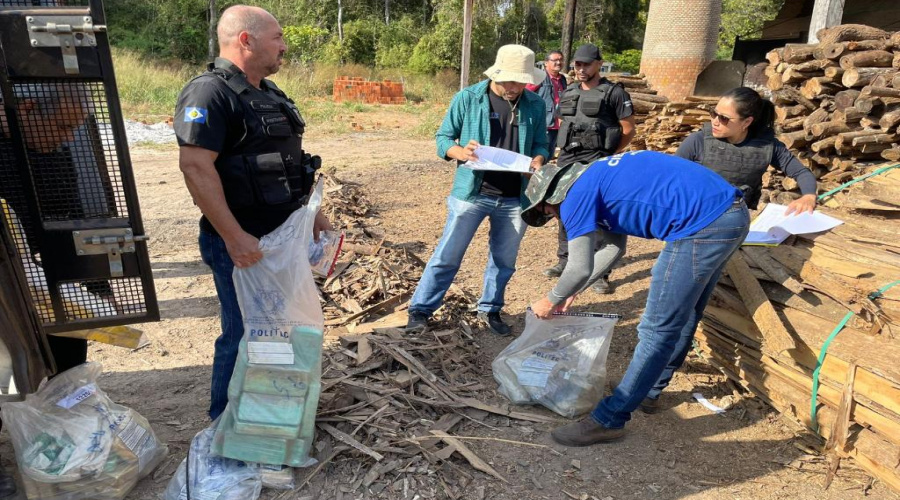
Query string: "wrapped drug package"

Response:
xmin=492 ymin=310 xmax=619 ymax=418
xmin=0 ymin=363 xmax=167 ymax=500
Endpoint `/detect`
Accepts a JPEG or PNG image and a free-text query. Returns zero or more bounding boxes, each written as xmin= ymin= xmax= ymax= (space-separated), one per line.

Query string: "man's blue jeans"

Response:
xmin=409 ymin=194 xmax=527 ymax=316
xmin=591 ymin=200 xmax=749 ymax=429
xmin=199 ymin=229 xmax=243 ymax=421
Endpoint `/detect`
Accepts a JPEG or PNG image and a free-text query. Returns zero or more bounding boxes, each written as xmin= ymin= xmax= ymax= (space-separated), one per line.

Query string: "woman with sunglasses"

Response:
xmin=676 ymin=87 xmax=817 ymax=215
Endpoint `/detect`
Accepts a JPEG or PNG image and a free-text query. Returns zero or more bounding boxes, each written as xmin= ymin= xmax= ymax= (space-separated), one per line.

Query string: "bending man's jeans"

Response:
xmin=591 ymin=200 xmax=749 ymax=429
xmin=199 ymin=229 xmax=243 ymax=421
xmin=409 ymin=194 xmax=527 ymax=316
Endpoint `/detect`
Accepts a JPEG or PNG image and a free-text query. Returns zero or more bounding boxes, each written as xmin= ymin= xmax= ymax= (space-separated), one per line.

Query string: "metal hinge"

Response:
xmin=73 ymin=229 xmax=148 ymax=278
xmin=26 ymin=15 xmax=107 ymax=74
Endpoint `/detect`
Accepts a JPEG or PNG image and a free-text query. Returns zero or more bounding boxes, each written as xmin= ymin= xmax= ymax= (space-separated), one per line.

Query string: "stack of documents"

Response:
xmin=744 ymin=203 xmax=843 ymax=246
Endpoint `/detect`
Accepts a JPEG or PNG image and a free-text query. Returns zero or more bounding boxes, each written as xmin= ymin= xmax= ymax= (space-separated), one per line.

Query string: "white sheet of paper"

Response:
xmin=692 ymin=392 xmax=726 ymax=414
xmin=744 ymin=203 xmax=843 ymax=245
xmin=463 ymin=145 xmax=532 ymax=173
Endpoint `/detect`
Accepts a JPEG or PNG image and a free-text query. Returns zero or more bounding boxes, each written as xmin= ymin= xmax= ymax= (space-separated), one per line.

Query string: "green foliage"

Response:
xmin=717 ymin=0 xmax=785 ymax=59
xmin=375 ymin=17 xmax=418 ymax=68
xmin=283 ymin=25 xmax=330 ymax=64
xmin=606 ymin=49 xmax=641 ymax=74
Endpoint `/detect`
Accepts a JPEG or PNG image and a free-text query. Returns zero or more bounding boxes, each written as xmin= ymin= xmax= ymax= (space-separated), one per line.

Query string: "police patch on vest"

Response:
xmin=184 ymin=106 xmax=207 ymax=123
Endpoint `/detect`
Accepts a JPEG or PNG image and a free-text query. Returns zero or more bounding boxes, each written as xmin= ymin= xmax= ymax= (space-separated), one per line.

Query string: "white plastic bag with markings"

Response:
xmin=492 ymin=310 xmax=619 ymax=418
xmin=0 ymin=362 xmax=167 ymax=499
xmin=162 ymin=421 xmax=261 ymax=500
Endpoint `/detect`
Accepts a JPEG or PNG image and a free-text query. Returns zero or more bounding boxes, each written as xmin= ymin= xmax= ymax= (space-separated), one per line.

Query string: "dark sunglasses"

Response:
xmin=708 ymin=109 xmax=736 ymax=125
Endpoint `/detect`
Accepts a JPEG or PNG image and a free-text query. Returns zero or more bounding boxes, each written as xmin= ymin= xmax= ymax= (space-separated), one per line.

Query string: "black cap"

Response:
xmin=572 ymin=43 xmax=602 ymax=63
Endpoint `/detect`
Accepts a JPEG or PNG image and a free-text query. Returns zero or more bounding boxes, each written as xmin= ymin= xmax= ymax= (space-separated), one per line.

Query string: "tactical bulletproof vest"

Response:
xmin=700 ymin=123 xmax=774 ymax=209
xmin=556 ymin=80 xmax=623 ymax=156
xmin=196 ymin=64 xmax=314 ymax=213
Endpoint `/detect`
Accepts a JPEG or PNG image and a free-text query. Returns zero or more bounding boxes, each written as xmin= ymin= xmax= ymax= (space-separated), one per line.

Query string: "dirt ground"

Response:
xmin=2 ymin=111 xmax=898 ymax=500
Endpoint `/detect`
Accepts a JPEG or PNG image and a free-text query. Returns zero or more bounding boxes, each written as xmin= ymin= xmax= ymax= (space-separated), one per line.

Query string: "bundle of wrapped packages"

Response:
xmin=0 ymin=363 xmax=167 ymax=500
xmin=493 ymin=311 xmax=620 ymax=418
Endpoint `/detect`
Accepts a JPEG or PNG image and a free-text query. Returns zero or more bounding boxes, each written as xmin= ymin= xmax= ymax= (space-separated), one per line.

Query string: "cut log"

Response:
xmin=860 ymin=86 xmax=900 ymax=99
xmin=631 ymin=99 xmax=660 ymax=114
xmin=833 ymin=106 xmax=865 ymax=124
xmin=854 ymin=96 xmax=883 ymax=114
xmin=851 ymin=133 xmax=899 ymax=146
xmin=835 ymin=129 xmax=881 ymax=150
xmin=779 ymin=130 xmax=813 ymax=149
xmin=823 ymin=66 xmax=844 ymax=81
xmin=882 ymin=146 xmax=900 ymax=161
xmin=801 ymin=77 xmax=841 ymax=99
xmin=767 ymin=73 xmax=785 ymax=91
xmin=842 ymin=67 xmax=896 ymax=87
xmin=833 ymin=89 xmax=861 ymax=110
xmin=802 ymin=107 xmax=830 ymax=129
xmin=782 ymin=43 xmax=818 ymax=63
xmin=783 ymin=68 xmax=824 ymax=84
xmin=819 ymin=42 xmax=847 ymax=60
xmin=766 ymin=48 xmax=783 ymax=66
xmin=817 ymin=24 xmax=890 ymax=46
xmin=891 ymin=74 xmax=900 ymax=89
xmin=846 ymin=39 xmax=893 ymax=51
xmin=879 ymin=108 xmax=900 ymax=131
xmin=870 ymin=72 xmax=898 ymax=88
xmin=776 ymin=104 xmax=809 ymax=123
xmin=810 ymin=120 xmax=850 ymax=138
xmin=810 ymin=136 xmax=837 ymax=153
xmin=894 ymin=52 xmax=900 ymax=70
xmin=778 ymin=87 xmax=818 ymax=110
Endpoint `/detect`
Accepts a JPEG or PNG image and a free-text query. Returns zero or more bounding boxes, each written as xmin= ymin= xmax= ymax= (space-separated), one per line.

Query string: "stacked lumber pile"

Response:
xmin=605 ymin=73 xmax=670 ymax=124
xmin=695 ymin=164 xmax=900 ymax=492
xmin=764 ymin=25 xmax=900 ymax=198
xmin=629 ymin=96 xmax=718 ymax=152
xmin=333 ymin=77 xmax=406 ymax=104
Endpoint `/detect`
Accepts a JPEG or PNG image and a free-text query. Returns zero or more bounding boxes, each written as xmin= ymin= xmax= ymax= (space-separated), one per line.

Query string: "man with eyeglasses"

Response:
xmin=526 ymin=50 xmax=566 ymax=160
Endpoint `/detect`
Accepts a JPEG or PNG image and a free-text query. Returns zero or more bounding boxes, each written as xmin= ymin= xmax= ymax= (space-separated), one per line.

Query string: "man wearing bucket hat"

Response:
xmin=543 ymin=43 xmax=636 ymax=296
xmin=521 ymin=150 xmax=749 ymax=445
xmin=405 ymin=45 xmax=549 ymax=336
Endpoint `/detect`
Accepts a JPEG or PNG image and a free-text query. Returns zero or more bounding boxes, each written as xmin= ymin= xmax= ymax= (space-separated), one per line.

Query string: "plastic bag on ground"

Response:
xmin=0 ymin=362 xmax=168 ymax=499
xmin=211 ymin=178 xmax=325 ymax=466
xmin=162 ymin=422 xmax=261 ymax=500
xmin=492 ymin=310 xmax=619 ymax=418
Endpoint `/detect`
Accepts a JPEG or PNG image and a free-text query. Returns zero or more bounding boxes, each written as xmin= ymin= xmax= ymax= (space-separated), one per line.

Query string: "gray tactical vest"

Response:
xmin=700 ymin=123 xmax=774 ymax=209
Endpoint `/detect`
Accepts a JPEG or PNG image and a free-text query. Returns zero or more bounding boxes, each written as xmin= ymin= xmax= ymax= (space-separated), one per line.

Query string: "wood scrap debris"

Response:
xmin=310 ymin=328 xmax=560 ymax=498
xmin=318 ymin=172 xmax=470 ymax=329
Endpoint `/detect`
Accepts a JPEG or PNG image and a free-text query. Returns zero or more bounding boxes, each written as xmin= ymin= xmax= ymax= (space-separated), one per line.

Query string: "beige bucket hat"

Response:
xmin=483 ymin=44 xmax=546 ymax=85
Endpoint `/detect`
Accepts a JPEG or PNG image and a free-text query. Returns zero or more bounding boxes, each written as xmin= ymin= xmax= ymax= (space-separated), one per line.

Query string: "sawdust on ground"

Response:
xmin=2 ymin=111 xmax=897 ymax=500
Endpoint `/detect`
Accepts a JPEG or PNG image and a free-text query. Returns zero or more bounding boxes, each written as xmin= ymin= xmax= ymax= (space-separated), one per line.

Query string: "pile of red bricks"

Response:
xmin=332 ymin=77 xmax=406 ymax=104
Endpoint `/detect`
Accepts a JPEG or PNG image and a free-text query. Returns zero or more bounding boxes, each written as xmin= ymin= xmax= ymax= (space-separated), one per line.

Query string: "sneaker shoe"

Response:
xmin=550 ymin=416 xmax=627 ymax=447
xmin=639 ymin=397 xmax=663 ymax=414
xmin=476 ymin=311 xmax=512 ymax=336
xmin=542 ymin=262 xmax=566 ymax=278
xmin=405 ymin=311 xmax=429 ymax=333
xmin=591 ymin=275 xmax=614 ymax=295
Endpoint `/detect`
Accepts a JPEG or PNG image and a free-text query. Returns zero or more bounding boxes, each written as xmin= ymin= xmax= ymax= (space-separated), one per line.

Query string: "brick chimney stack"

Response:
xmin=640 ymin=0 xmax=723 ymax=100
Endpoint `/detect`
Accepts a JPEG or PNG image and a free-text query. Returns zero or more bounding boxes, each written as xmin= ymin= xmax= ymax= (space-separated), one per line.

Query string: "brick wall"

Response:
xmin=640 ymin=0 xmax=722 ymax=100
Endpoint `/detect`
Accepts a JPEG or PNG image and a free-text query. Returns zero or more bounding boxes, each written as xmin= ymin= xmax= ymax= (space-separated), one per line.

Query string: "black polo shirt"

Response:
xmin=174 ymin=58 xmax=299 ymax=238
